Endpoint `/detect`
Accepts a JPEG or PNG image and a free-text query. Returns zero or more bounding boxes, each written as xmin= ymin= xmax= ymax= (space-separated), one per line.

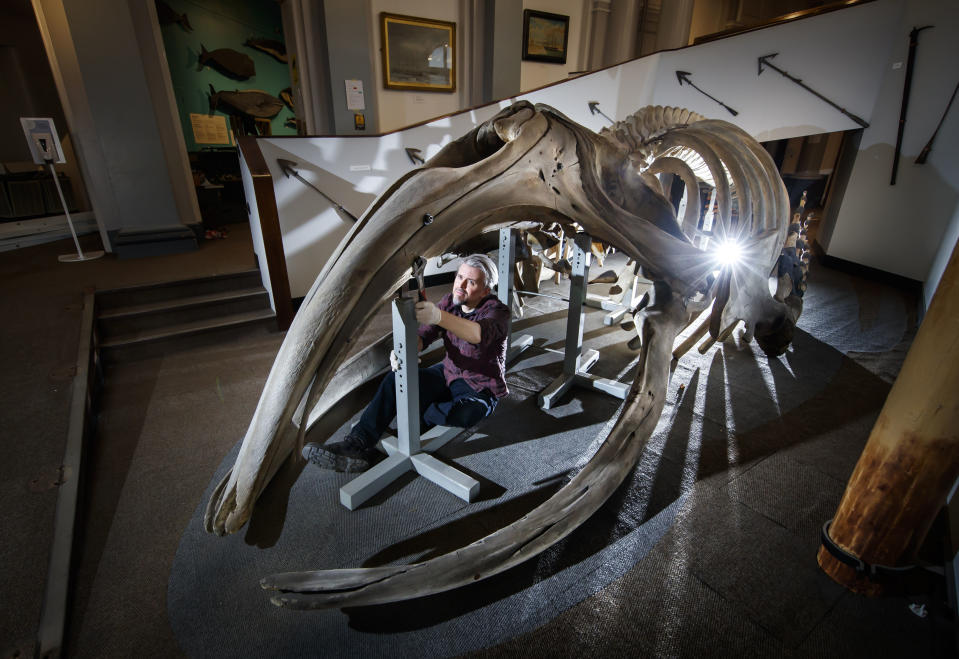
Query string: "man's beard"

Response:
xmin=452 ymin=292 xmax=465 ymax=305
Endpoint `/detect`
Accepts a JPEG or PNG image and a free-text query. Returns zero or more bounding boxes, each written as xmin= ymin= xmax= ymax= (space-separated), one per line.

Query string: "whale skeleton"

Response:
xmin=204 ymin=102 xmax=805 ymax=609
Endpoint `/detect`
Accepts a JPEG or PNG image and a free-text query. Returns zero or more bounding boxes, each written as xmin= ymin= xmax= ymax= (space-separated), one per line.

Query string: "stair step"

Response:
xmin=99 ymin=287 xmax=267 ymax=319
xmin=97 ymin=270 xmax=263 ymax=311
xmin=97 ymin=286 xmax=270 ymax=340
xmin=99 ymin=308 xmax=275 ymax=349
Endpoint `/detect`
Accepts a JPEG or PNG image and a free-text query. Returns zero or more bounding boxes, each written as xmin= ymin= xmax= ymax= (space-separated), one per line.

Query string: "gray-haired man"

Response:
xmin=303 ymin=254 xmax=510 ymax=472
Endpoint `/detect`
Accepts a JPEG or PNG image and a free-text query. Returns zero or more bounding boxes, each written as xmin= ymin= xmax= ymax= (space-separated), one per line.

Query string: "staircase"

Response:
xmin=96 ymin=269 xmax=276 ymax=363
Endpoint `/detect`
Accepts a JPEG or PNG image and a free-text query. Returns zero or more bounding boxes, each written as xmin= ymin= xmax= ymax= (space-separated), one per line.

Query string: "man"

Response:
xmin=302 ymin=253 xmax=510 ymax=472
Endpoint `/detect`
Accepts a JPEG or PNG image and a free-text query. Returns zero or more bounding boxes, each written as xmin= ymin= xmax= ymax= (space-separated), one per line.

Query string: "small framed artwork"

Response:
xmin=381 ymin=13 xmax=456 ymax=92
xmin=522 ymin=10 xmax=569 ymax=64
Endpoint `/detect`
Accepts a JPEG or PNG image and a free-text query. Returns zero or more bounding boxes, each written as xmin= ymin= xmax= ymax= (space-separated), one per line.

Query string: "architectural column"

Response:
xmin=489 ymin=0 xmax=522 ymax=101
xmin=32 ymin=0 xmax=201 ymax=254
xmin=322 ymin=0 xmax=378 ymax=135
xmin=129 ymin=0 xmax=201 ymax=232
xmin=282 ymin=0 xmax=334 ymax=135
xmin=464 ymin=0 xmax=490 ymax=107
xmin=657 ymin=0 xmax=694 ymax=50
xmin=587 ymin=0 xmax=612 ymax=70
xmin=604 ymin=0 xmax=641 ymax=66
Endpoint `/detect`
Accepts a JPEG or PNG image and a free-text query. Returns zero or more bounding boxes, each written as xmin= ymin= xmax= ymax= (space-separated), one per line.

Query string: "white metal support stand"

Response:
xmin=498 ymin=228 xmax=534 ymax=361
xmin=538 ymin=232 xmax=631 ymax=409
xmin=339 ymin=297 xmax=480 ymax=510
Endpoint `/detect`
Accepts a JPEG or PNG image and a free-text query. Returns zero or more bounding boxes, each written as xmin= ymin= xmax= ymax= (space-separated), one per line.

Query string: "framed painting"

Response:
xmin=522 ymin=10 xmax=569 ymax=64
xmin=381 ymin=13 xmax=456 ymax=92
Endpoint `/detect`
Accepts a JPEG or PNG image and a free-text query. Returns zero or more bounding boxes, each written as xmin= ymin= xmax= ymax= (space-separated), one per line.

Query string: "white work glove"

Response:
xmin=415 ymin=300 xmax=442 ymax=326
xmin=389 ymin=348 xmax=420 ymax=371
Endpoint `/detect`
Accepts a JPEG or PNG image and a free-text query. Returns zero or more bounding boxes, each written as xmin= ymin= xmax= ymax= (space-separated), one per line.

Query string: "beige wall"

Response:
xmin=371 ymin=0 xmax=470 ymax=132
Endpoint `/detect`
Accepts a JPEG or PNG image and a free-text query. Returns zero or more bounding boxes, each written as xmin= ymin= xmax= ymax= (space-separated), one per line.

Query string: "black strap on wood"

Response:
xmin=820 ymin=519 xmax=917 ymax=579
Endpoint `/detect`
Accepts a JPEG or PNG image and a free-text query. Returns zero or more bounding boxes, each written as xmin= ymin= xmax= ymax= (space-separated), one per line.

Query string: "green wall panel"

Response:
xmin=158 ymin=0 xmax=295 ymax=151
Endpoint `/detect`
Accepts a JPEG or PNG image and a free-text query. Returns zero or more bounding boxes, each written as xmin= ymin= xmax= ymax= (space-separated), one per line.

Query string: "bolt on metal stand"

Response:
xmin=538 ymin=232 xmax=631 ymax=410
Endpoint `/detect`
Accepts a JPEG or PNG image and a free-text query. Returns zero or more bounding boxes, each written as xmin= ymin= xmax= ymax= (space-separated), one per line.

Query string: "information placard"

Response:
xmin=20 ymin=117 xmax=66 ymax=164
xmin=190 ymin=113 xmax=232 ymax=145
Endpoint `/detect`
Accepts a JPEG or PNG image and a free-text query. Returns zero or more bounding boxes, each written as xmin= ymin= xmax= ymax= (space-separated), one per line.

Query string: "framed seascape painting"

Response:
xmin=381 ymin=13 xmax=456 ymax=92
xmin=522 ymin=10 xmax=569 ymax=64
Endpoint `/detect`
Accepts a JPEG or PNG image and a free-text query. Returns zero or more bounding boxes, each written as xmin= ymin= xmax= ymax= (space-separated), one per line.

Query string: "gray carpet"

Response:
xmin=797 ymin=262 xmax=909 ymax=354
xmin=165 ymin=268 xmax=881 ymax=657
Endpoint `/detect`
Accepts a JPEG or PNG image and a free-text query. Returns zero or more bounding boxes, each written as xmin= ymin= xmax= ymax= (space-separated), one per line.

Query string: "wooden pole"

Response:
xmin=818 ymin=238 xmax=959 ymax=594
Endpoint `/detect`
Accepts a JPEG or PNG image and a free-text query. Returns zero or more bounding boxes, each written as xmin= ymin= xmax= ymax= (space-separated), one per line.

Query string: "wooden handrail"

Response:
xmin=236 ymin=137 xmax=294 ymax=331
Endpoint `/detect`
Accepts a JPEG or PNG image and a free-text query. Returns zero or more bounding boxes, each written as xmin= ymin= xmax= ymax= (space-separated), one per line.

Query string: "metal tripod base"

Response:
xmin=538 ymin=348 xmax=598 ymax=409
xmin=58 ymin=250 xmax=104 ymax=263
xmin=506 ymin=333 xmax=534 ymax=364
xmin=340 ymin=424 xmax=477 ymax=510
xmin=538 ymin=348 xmax=633 ymax=410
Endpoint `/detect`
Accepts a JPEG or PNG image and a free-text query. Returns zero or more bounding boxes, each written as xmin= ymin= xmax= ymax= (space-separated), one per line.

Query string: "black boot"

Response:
xmin=301 ymin=433 xmax=376 ymax=472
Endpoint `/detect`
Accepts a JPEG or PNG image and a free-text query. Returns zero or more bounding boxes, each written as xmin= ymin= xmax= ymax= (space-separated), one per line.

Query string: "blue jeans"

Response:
xmin=350 ymin=362 xmax=497 ymax=447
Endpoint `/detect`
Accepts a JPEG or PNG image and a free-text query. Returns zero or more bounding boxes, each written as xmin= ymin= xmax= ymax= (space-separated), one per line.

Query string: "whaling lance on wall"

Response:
xmin=587 ymin=101 xmax=614 ymax=124
xmin=891 ymin=26 xmax=933 ymax=185
xmin=675 ymin=71 xmax=738 ymax=116
xmin=276 ymin=159 xmax=357 ymax=223
xmin=405 ymin=148 xmax=425 ymax=165
xmin=758 ymin=53 xmax=869 ymax=128
xmin=915 ymin=78 xmax=958 ymax=165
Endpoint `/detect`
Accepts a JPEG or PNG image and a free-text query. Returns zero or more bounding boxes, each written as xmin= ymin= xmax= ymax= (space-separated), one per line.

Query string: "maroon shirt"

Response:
xmin=418 ymin=293 xmax=510 ymax=398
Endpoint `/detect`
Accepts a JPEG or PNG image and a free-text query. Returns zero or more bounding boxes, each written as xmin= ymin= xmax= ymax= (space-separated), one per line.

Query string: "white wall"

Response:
xmin=254 ymin=0 xmax=906 ymax=298
xmin=651 ymin=2 xmax=901 ymax=141
xmin=256 ymin=105 xmax=504 ymax=296
xmin=826 ymin=0 xmax=959 ymax=292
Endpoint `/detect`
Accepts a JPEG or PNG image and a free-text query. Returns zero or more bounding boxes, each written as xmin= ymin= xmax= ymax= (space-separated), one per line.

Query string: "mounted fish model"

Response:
xmin=207 ymin=85 xmax=283 ymax=119
xmin=205 ymin=102 xmax=804 ymax=608
xmin=245 ymin=37 xmax=288 ymax=64
xmin=198 ymin=45 xmax=256 ymax=80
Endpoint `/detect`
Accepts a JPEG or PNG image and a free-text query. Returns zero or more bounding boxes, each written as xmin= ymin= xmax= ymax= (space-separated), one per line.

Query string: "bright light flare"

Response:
xmin=714 ymin=240 xmax=743 ymax=268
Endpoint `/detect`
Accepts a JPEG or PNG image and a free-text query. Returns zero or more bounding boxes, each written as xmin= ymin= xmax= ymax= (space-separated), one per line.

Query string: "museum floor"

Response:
xmin=2 ymin=224 xmax=957 ymax=658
